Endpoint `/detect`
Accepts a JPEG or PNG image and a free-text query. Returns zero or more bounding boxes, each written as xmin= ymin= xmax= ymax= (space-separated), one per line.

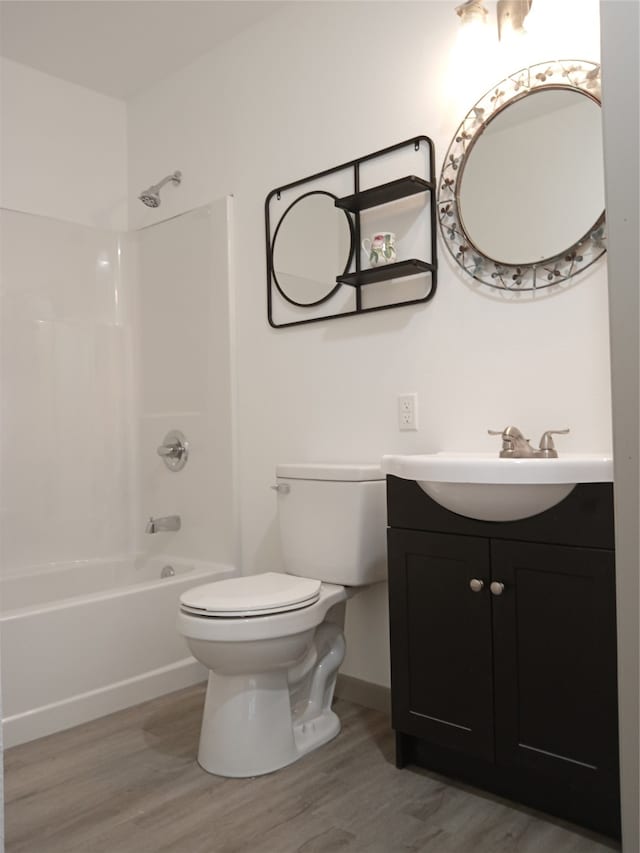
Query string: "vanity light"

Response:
xmin=455 ymin=0 xmax=489 ymax=26
xmin=456 ymin=0 xmax=534 ymax=41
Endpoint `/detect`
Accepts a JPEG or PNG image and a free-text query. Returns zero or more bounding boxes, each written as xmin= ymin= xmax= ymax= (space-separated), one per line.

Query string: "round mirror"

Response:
xmin=438 ymin=60 xmax=606 ymax=290
xmin=271 ymin=191 xmax=354 ymax=306
xmin=458 ymin=89 xmax=604 ymax=265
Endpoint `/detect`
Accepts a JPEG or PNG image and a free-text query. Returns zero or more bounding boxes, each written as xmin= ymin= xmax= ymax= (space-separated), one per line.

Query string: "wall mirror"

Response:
xmin=271 ymin=191 xmax=354 ymax=307
xmin=438 ymin=60 xmax=606 ymax=290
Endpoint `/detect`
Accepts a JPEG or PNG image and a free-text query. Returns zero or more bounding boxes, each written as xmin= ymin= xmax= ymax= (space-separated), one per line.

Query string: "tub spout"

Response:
xmin=146 ymin=515 xmax=181 ymax=534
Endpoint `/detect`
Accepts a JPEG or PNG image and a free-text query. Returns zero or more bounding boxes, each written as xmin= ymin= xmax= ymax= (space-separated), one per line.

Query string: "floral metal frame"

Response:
xmin=438 ymin=60 xmax=606 ymax=291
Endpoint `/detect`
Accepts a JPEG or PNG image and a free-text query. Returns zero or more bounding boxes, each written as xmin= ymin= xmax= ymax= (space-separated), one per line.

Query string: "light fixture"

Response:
xmin=456 ymin=0 xmax=534 ymax=41
xmin=497 ymin=0 xmax=533 ymax=39
xmin=455 ymin=0 xmax=489 ymax=26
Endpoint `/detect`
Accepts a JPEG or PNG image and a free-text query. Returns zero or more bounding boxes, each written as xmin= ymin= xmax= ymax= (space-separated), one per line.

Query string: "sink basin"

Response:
xmin=381 ymin=452 xmax=613 ymax=522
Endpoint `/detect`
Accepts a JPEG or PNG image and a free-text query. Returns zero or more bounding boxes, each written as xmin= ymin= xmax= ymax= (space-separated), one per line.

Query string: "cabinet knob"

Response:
xmin=469 ymin=578 xmax=484 ymax=593
xmin=490 ymin=581 xmax=505 ymax=596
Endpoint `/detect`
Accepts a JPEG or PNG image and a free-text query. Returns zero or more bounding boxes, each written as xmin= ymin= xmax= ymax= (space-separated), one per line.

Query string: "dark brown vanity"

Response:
xmin=386 ymin=476 xmax=620 ymax=838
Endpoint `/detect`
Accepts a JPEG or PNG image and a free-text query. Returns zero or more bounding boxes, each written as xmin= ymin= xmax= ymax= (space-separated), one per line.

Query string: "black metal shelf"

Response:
xmin=335 ymin=175 xmax=433 ymax=213
xmin=337 ymin=259 xmax=434 ymax=287
xmin=266 ymin=135 xmax=437 ymax=327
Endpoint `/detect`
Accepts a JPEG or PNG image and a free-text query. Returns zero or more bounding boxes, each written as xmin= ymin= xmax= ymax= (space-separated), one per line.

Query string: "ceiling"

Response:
xmin=0 ymin=1 xmax=287 ymax=100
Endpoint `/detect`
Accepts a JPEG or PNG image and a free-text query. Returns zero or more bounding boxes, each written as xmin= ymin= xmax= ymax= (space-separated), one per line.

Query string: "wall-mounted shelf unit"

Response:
xmin=337 ymin=259 xmax=434 ymax=288
xmin=265 ymin=136 xmax=437 ymax=328
xmin=335 ymin=175 xmax=434 ymax=213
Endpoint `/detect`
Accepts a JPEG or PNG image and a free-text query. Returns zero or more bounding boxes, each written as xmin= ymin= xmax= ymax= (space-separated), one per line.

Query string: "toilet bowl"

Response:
xmin=178 ymin=463 xmax=386 ymax=777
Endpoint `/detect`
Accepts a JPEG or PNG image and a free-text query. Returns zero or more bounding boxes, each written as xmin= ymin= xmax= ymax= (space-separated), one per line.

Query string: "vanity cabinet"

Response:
xmin=387 ymin=476 xmax=620 ymax=838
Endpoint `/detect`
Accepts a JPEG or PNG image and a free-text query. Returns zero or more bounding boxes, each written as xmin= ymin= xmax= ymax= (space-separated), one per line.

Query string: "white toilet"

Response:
xmin=177 ymin=462 xmax=387 ymax=777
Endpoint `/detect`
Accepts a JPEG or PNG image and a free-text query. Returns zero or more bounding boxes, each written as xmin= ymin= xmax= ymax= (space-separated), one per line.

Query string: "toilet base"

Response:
xmin=293 ymin=707 xmax=341 ymax=758
xmin=196 ymin=622 xmax=345 ymax=777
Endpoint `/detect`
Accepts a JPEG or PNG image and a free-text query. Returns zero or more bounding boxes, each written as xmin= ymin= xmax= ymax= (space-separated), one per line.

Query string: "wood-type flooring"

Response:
xmin=4 ymin=684 xmax=620 ymax=853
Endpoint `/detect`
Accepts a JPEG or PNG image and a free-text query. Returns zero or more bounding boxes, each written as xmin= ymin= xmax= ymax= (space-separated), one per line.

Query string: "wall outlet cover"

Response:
xmin=398 ymin=393 xmax=418 ymax=431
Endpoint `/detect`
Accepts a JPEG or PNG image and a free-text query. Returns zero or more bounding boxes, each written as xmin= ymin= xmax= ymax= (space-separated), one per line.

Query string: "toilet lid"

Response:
xmin=180 ymin=572 xmax=322 ymax=617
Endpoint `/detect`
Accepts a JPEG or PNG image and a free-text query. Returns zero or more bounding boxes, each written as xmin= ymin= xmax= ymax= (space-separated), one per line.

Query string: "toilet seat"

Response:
xmin=179 ymin=582 xmax=347 ymax=644
xmin=180 ymin=572 xmax=322 ymax=618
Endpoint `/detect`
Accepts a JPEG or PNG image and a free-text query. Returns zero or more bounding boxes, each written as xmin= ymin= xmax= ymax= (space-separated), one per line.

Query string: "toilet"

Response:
xmin=177 ymin=462 xmax=387 ymax=777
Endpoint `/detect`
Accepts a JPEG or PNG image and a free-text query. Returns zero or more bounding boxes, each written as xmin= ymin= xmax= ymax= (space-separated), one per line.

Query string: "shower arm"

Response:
xmin=150 ymin=171 xmax=182 ymax=193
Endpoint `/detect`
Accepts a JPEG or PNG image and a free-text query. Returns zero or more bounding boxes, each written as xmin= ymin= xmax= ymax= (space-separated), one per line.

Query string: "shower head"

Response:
xmin=139 ymin=189 xmax=161 ymax=208
xmin=138 ymin=171 xmax=182 ymax=208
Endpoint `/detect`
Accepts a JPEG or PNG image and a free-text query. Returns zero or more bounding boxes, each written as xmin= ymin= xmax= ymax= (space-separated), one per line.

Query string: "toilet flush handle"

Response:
xmin=270 ymin=483 xmax=290 ymax=494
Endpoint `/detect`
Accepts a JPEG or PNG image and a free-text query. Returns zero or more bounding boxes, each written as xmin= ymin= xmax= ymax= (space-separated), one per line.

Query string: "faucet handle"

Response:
xmin=488 ymin=426 xmax=526 ymax=438
xmin=488 ymin=426 xmax=534 ymax=458
xmin=488 ymin=426 xmax=527 ymax=447
xmin=156 ymin=430 xmax=188 ymax=472
xmin=488 ymin=428 xmax=512 ymax=450
xmin=538 ymin=429 xmax=570 ymax=457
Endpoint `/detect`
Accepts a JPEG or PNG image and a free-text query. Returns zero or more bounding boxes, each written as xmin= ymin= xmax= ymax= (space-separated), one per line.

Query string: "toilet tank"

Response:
xmin=275 ymin=463 xmax=387 ymax=586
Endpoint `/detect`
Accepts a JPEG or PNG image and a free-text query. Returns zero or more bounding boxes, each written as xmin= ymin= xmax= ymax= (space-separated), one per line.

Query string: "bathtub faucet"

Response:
xmin=146 ymin=515 xmax=181 ymax=534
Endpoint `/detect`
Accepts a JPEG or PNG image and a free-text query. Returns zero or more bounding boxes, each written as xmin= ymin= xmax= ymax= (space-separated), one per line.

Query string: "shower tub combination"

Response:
xmin=0 ymin=556 xmax=233 ymax=747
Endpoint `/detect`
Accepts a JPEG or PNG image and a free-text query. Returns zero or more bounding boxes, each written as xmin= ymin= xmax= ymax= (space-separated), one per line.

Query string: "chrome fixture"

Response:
xmin=157 ymin=430 xmax=189 ymax=472
xmin=490 ymin=581 xmax=505 ymax=596
xmin=146 ymin=515 xmax=181 ymax=534
xmin=139 ymin=171 xmax=182 ymax=208
xmin=270 ymin=483 xmax=291 ymax=494
xmin=161 ymin=564 xmax=176 ymax=579
xmin=469 ymin=578 xmax=485 ymax=593
xmin=489 ymin=426 xmax=570 ymax=458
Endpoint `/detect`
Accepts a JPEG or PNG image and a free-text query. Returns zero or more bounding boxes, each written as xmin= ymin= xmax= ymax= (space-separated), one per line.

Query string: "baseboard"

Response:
xmin=335 ymin=674 xmax=391 ymax=715
xmin=3 ymin=657 xmax=206 ymax=748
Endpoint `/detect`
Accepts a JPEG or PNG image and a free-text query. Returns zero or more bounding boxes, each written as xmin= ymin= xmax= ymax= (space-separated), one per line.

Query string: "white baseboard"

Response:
xmin=3 ymin=657 xmax=206 ymax=748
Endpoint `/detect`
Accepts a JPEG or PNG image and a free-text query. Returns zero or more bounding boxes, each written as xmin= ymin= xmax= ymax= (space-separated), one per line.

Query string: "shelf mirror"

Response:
xmin=439 ymin=60 xmax=606 ymax=290
xmin=271 ymin=191 xmax=354 ymax=307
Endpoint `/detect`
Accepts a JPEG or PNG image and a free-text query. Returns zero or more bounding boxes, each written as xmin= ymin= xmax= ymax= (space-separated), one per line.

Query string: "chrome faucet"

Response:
xmin=145 ymin=515 xmax=181 ymax=534
xmin=488 ymin=426 xmax=569 ymax=458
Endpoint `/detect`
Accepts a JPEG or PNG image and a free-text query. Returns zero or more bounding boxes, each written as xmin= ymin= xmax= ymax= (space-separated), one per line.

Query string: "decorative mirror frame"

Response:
xmin=438 ymin=59 xmax=606 ymax=291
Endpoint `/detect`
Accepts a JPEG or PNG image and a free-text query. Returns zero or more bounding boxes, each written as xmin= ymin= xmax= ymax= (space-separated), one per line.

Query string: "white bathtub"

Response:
xmin=0 ymin=556 xmax=234 ymax=747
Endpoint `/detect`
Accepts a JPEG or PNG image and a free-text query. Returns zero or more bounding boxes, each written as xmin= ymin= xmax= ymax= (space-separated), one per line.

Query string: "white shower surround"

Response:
xmin=0 ymin=198 xmax=238 ymax=747
xmin=0 ymin=556 xmax=234 ymax=747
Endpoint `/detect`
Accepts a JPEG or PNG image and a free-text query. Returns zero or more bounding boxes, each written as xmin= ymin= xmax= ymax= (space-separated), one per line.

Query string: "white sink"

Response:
xmin=381 ymin=452 xmax=613 ymax=522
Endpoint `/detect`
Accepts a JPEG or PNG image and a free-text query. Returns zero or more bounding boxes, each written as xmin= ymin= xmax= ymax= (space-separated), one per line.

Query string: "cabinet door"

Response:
xmin=388 ymin=529 xmax=494 ymax=761
xmin=491 ymin=540 xmax=619 ymax=794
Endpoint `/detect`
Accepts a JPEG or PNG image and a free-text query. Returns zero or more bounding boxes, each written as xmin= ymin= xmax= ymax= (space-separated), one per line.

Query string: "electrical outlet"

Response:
xmin=398 ymin=393 xmax=418 ymax=431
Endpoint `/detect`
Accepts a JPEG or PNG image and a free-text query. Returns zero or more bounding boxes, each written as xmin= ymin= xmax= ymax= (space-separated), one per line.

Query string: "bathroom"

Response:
xmin=0 ymin=0 xmax=638 ymax=851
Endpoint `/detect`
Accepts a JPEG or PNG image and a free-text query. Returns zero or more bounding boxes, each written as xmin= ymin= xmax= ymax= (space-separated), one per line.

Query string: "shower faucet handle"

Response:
xmin=157 ymin=440 xmax=182 ymax=457
xmin=156 ymin=430 xmax=189 ymax=471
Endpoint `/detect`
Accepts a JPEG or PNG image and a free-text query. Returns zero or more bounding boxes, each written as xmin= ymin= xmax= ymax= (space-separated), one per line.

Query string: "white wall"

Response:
xmin=0 ymin=58 xmax=127 ymax=230
xmin=600 ymin=1 xmax=640 ymax=849
xmin=127 ymin=0 xmax=609 ymax=688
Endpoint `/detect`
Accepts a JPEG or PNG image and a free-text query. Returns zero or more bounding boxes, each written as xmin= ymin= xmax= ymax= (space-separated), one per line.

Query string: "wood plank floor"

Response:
xmin=4 ymin=685 xmax=620 ymax=853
